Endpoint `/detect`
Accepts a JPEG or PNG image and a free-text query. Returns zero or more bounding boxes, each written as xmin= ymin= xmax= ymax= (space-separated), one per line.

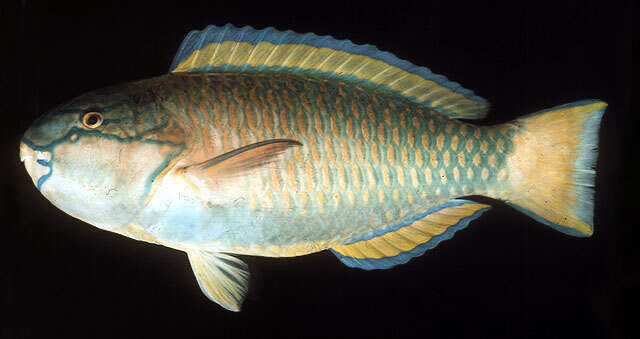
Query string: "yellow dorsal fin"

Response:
xmin=170 ymin=24 xmax=489 ymax=119
xmin=331 ymin=200 xmax=491 ymax=270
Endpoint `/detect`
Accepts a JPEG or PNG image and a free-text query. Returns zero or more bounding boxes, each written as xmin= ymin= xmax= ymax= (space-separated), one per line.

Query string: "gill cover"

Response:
xmin=20 ymin=86 xmax=186 ymax=230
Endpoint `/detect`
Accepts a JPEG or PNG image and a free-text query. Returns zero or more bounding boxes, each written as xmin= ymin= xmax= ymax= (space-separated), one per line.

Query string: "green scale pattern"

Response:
xmin=146 ymin=72 xmax=516 ymax=245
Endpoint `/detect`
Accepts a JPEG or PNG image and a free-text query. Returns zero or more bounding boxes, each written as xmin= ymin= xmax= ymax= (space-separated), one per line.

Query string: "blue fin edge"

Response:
xmin=344 ymin=199 xmax=476 ymax=244
xmin=515 ymin=99 xmax=604 ymax=120
xmin=169 ymin=24 xmax=487 ymax=109
xmin=572 ymin=103 xmax=604 ymax=232
xmin=505 ymin=100 xmax=605 ymax=237
xmin=330 ymin=202 xmax=492 ymax=270
xmin=505 ymin=203 xmax=588 ymax=237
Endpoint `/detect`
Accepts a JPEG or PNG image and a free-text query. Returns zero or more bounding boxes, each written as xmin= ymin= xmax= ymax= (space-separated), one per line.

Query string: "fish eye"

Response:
xmin=82 ymin=112 xmax=103 ymax=129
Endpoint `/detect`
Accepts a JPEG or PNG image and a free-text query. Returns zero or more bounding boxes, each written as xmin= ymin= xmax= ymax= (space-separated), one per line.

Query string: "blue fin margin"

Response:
xmin=169 ymin=24 xmax=487 ymax=110
xmin=330 ymin=200 xmax=491 ymax=270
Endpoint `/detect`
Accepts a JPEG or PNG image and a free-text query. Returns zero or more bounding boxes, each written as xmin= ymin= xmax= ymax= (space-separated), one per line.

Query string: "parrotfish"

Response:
xmin=19 ymin=24 xmax=605 ymax=311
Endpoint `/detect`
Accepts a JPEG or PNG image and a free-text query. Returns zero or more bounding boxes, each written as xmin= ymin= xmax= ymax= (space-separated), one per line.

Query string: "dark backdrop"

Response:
xmin=2 ymin=1 xmax=634 ymax=338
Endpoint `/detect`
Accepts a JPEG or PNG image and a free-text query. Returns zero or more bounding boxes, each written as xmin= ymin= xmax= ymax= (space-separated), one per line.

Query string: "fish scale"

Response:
xmin=143 ymin=72 xmax=515 ymax=248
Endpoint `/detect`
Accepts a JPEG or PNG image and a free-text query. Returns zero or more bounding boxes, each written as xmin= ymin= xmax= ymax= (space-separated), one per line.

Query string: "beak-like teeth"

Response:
xmin=20 ymin=142 xmax=51 ymax=163
xmin=20 ymin=142 xmax=52 ymax=188
xmin=19 ymin=141 xmax=34 ymax=162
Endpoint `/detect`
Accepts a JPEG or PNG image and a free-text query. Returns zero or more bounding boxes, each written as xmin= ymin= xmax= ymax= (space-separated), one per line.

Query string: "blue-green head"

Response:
xmin=20 ymin=80 xmax=185 ymax=231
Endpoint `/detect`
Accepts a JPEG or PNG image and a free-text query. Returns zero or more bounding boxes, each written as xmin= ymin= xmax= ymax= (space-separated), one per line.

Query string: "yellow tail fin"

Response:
xmin=504 ymin=100 xmax=606 ymax=237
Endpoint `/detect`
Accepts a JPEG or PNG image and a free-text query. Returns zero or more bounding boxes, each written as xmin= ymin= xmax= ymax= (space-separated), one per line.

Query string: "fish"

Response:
xmin=19 ymin=24 xmax=605 ymax=311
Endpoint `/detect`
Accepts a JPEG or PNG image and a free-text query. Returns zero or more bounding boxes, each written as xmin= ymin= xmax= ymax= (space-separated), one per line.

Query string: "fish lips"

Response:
xmin=19 ymin=141 xmax=53 ymax=190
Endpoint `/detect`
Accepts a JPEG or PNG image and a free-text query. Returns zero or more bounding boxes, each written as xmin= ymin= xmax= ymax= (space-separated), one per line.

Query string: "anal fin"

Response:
xmin=330 ymin=200 xmax=491 ymax=270
xmin=186 ymin=250 xmax=250 ymax=311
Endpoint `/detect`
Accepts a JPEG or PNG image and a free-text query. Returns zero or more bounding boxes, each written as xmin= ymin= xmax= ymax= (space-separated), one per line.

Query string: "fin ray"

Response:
xmin=501 ymin=100 xmax=606 ymax=237
xmin=186 ymin=250 xmax=249 ymax=311
xmin=170 ymin=24 xmax=489 ymax=119
xmin=185 ymin=139 xmax=301 ymax=179
xmin=331 ymin=200 xmax=491 ymax=270
xmin=182 ymin=139 xmax=301 ymax=205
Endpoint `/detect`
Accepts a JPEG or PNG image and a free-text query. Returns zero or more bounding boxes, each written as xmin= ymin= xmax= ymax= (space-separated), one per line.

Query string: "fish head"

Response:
xmin=20 ymin=81 xmax=185 ymax=232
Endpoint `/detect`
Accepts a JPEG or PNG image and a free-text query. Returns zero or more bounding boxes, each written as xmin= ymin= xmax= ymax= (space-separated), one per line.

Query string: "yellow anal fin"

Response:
xmin=186 ymin=250 xmax=250 ymax=312
xmin=170 ymin=24 xmax=489 ymax=119
xmin=331 ymin=200 xmax=491 ymax=270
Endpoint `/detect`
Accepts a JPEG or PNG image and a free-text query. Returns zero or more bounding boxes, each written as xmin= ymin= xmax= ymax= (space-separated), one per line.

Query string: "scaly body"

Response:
xmin=127 ymin=73 xmax=514 ymax=256
xmin=20 ymin=24 xmax=604 ymax=311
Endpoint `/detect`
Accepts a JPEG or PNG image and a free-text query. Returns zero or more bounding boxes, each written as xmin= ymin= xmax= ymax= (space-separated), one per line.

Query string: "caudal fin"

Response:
xmin=504 ymin=100 xmax=606 ymax=237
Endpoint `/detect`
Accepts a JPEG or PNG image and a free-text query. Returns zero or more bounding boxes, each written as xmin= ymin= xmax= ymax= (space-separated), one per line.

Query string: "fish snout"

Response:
xmin=20 ymin=141 xmax=52 ymax=189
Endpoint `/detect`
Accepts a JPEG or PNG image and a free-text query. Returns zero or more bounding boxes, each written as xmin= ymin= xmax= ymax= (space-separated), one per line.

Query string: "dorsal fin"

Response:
xmin=170 ymin=24 xmax=489 ymax=119
xmin=330 ymin=200 xmax=491 ymax=270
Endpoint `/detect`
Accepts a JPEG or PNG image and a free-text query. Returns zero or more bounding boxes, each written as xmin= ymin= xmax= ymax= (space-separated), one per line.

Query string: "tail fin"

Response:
xmin=503 ymin=100 xmax=606 ymax=237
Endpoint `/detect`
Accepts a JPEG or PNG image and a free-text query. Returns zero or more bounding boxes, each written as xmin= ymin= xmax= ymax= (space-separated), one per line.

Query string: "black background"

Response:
xmin=2 ymin=1 xmax=635 ymax=338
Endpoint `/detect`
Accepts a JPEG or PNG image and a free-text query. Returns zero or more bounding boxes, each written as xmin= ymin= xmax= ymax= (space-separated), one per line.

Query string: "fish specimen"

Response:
xmin=20 ymin=24 xmax=605 ymax=311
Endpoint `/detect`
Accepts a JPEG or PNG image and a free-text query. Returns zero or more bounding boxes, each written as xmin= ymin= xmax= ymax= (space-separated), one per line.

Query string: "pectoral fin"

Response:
xmin=186 ymin=250 xmax=250 ymax=312
xmin=184 ymin=139 xmax=302 ymax=179
xmin=183 ymin=139 xmax=302 ymax=203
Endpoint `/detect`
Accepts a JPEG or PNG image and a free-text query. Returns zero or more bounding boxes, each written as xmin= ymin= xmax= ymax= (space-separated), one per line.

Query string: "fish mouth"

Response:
xmin=20 ymin=141 xmax=52 ymax=190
